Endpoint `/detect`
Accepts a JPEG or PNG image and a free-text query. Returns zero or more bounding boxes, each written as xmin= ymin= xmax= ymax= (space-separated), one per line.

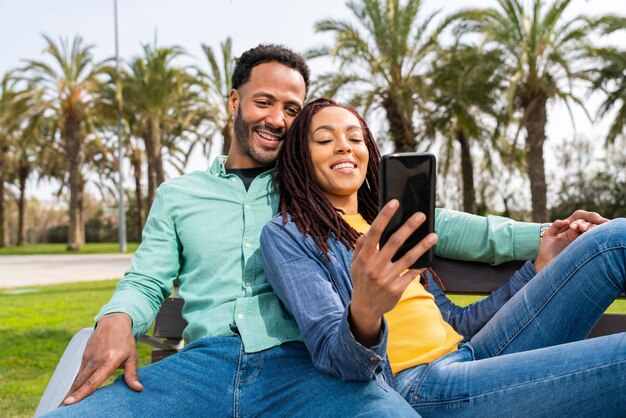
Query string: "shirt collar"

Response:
xmin=209 ymin=156 xmax=274 ymax=179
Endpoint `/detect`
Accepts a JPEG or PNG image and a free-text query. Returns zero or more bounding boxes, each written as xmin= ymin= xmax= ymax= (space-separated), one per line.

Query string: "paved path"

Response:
xmin=0 ymin=254 xmax=133 ymax=288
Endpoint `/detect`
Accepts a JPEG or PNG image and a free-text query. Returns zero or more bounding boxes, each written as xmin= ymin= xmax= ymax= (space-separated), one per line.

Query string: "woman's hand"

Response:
xmin=349 ymin=199 xmax=438 ymax=346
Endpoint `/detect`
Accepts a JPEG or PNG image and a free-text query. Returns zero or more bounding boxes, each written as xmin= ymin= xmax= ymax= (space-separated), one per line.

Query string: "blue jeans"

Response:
xmin=45 ymin=337 xmax=418 ymax=417
xmin=395 ymin=218 xmax=626 ymax=417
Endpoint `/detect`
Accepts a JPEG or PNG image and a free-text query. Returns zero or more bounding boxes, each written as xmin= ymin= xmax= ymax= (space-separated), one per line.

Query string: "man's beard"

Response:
xmin=233 ymin=108 xmax=285 ymax=165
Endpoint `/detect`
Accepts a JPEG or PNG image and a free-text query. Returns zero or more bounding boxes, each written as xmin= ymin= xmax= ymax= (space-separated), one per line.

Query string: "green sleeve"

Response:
xmin=95 ymin=185 xmax=179 ymax=339
xmin=433 ymin=208 xmax=540 ymax=265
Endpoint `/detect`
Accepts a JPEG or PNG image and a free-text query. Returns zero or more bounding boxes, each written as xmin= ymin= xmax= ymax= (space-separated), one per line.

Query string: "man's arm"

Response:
xmin=433 ymin=208 xmax=608 ymax=265
xmin=434 ymin=208 xmax=539 ymax=264
xmin=64 ymin=185 xmax=182 ymax=405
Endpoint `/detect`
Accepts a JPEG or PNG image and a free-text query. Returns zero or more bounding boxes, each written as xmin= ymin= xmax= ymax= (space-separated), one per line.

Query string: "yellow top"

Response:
xmin=343 ymin=213 xmax=462 ymax=375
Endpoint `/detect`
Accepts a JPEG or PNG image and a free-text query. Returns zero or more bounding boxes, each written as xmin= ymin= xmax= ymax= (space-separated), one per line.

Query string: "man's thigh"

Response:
xmin=45 ymin=337 xmax=418 ymax=417
xmin=44 ymin=337 xmax=240 ymax=417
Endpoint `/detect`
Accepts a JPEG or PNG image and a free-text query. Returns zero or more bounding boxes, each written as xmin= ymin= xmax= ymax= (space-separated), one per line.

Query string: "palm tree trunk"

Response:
xmin=143 ymin=123 xmax=157 ymax=209
xmin=456 ymin=129 xmax=477 ymax=214
xmin=17 ymin=162 xmax=30 ymax=246
xmin=381 ymin=93 xmax=416 ymax=152
xmin=65 ymin=116 xmax=85 ymax=251
xmin=0 ymin=148 xmax=7 ymax=247
xmin=131 ymin=148 xmax=145 ymax=233
xmin=155 ymin=122 xmax=165 ymax=186
xmin=523 ymin=93 xmax=549 ymax=222
xmin=221 ymin=118 xmax=233 ymax=155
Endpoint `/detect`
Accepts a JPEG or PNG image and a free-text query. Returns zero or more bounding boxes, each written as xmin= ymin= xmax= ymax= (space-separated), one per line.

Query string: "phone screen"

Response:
xmin=378 ymin=153 xmax=436 ymax=268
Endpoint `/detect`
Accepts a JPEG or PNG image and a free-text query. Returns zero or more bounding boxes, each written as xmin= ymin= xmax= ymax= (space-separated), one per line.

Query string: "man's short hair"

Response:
xmin=232 ymin=44 xmax=310 ymax=95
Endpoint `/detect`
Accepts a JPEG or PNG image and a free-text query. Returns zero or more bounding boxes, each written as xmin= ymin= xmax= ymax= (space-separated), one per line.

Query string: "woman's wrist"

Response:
xmin=348 ymin=303 xmax=382 ymax=347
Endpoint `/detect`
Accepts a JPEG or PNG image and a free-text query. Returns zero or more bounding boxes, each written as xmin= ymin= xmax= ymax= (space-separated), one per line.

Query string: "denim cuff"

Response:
xmin=339 ymin=305 xmax=387 ymax=377
xmin=511 ymin=259 xmax=537 ymax=291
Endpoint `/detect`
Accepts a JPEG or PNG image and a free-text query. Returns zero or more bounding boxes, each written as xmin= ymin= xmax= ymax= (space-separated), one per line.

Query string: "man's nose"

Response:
xmin=265 ymin=106 xmax=286 ymax=129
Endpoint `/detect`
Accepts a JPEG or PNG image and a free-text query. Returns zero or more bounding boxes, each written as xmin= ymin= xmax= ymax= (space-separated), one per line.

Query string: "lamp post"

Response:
xmin=114 ymin=0 xmax=127 ymax=252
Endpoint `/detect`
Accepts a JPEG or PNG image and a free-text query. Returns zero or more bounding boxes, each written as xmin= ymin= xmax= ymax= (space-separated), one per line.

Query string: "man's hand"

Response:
xmin=63 ymin=313 xmax=143 ymax=405
xmin=565 ymin=209 xmax=608 ymax=233
xmin=534 ymin=219 xmax=581 ymax=272
xmin=534 ymin=210 xmax=608 ymax=273
xmin=350 ymin=200 xmax=438 ymax=346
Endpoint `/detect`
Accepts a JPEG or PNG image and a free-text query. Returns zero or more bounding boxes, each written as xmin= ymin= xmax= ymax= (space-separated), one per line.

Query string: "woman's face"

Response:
xmin=308 ymin=106 xmax=369 ymax=213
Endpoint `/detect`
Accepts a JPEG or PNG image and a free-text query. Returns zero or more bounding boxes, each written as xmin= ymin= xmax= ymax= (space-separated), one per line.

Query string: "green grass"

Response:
xmin=0 ymin=242 xmax=140 ymax=256
xmin=0 ymin=280 xmax=151 ymax=418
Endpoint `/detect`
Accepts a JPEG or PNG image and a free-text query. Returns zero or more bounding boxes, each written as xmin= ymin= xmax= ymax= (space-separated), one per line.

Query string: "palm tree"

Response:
xmin=123 ymin=44 xmax=202 ymax=207
xmin=310 ymin=0 xmax=441 ymax=151
xmin=198 ymin=37 xmax=234 ymax=155
xmin=12 ymin=115 xmax=53 ymax=245
xmin=427 ymin=44 xmax=509 ymax=214
xmin=22 ymin=35 xmax=109 ymax=249
xmin=592 ymin=46 xmax=626 ymax=145
xmin=450 ymin=0 xmax=626 ymax=221
xmin=0 ymin=73 xmax=42 ymax=246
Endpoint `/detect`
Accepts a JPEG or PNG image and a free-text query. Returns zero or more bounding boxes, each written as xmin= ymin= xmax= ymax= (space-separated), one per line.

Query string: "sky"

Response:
xmin=0 ymin=0 xmax=623 ymax=201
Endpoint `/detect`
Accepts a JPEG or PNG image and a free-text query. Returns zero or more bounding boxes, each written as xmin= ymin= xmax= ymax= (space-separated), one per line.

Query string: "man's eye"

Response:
xmin=285 ymin=107 xmax=300 ymax=116
xmin=256 ymin=100 xmax=270 ymax=107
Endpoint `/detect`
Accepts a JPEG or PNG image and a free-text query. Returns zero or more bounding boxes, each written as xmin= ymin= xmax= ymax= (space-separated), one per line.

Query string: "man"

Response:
xmin=47 ymin=44 xmax=418 ymax=417
xmin=47 ymin=44 xmax=604 ymax=417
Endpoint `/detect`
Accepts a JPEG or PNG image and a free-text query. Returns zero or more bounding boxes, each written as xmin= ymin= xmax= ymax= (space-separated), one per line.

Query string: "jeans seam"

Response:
xmin=233 ymin=342 xmax=243 ymax=418
xmin=413 ymin=357 xmax=626 ymax=407
xmin=493 ymin=243 xmax=626 ymax=356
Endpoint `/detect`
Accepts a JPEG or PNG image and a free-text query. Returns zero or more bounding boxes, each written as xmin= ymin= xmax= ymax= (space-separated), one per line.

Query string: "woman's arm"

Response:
xmin=431 ymin=261 xmax=536 ymax=339
xmin=260 ymin=218 xmax=387 ymax=382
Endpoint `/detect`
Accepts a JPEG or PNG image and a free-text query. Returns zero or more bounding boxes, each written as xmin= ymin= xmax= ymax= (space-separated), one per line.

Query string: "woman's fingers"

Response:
xmin=389 ymin=233 xmax=438 ymax=278
xmin=377 ymin=211 xmax=425 ymax=262
xmin=360 ymin=200 xmax=400 ymax=256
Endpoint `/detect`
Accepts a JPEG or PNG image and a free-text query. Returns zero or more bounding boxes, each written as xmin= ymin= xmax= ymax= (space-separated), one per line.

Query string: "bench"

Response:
xmin=35 ymin=257 xmax=626 ymax=416
xmin=140 ymin=257 xmax=626 ymax=361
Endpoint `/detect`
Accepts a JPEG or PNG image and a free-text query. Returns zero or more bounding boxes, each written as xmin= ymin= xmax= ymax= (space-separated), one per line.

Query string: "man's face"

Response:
xmin=226 ymin=61 xmax=306 ymax=168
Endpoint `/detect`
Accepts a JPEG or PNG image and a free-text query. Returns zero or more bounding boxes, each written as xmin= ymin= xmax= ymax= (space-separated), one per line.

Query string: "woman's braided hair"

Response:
xmin=274 ymin=98 xmax=381 ymax=254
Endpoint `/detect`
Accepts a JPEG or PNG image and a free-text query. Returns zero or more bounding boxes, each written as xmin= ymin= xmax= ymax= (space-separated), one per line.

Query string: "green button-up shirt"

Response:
xmin=97 ymin=157 xmax=540 ymax=353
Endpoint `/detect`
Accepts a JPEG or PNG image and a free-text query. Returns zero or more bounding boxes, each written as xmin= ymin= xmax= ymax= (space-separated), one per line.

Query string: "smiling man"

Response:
xmin=45 ymin=44 xmax=419 ymax=417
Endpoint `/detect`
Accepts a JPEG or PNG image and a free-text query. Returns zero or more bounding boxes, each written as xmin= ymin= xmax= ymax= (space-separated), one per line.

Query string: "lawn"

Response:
xmin=0 ymin=242 xmax=140 ymax=256
xmin=0 ymin=281 xmax=624 ymax=417
xmin=0 ymin=280 xmax=152 ymax=417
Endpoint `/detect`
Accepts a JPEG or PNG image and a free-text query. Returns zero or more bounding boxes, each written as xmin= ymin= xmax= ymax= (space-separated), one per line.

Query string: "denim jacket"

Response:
xmin=260 ymin=213 xmax=537 ymax=384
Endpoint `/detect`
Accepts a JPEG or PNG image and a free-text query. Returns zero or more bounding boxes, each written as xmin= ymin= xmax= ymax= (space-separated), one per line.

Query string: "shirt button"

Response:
xmin=237 ymin=313 xmax=244 ymax=320
xmin=244 ymin=242 xmax=252 ymax=248
xmin=245 ymin=204 xmax=251 ymax=209
xmin=245 ymin=282 xmax=252 ymax=287
xmin=231 ymin=178 xmax=237 ymax=183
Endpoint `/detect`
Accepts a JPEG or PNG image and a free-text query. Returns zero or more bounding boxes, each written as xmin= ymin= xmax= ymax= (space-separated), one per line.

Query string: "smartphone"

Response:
xmin=378 ymin=152 xmax=436 ymax=268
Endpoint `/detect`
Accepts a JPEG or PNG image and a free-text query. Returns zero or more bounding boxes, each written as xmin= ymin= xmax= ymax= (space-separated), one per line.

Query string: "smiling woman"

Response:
xmin=261 ymin=98 xmax=626 ymax=417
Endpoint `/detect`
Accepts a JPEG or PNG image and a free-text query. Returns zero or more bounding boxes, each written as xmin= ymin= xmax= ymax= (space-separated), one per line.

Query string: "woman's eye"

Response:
xmin=350 ymin=138 xmax=363 ymax=142
xmin=316 ymin=139 xmax=333 ymax=144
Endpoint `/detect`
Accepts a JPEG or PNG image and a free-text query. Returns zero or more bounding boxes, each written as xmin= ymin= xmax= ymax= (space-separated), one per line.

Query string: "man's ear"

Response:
xmin=228 ymin=89 xmax=239 ymax=117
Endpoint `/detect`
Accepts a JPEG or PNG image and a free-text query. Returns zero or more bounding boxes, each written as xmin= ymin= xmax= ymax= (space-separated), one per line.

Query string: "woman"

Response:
xmin=260 ymin=98 xmax=626 ymax=417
